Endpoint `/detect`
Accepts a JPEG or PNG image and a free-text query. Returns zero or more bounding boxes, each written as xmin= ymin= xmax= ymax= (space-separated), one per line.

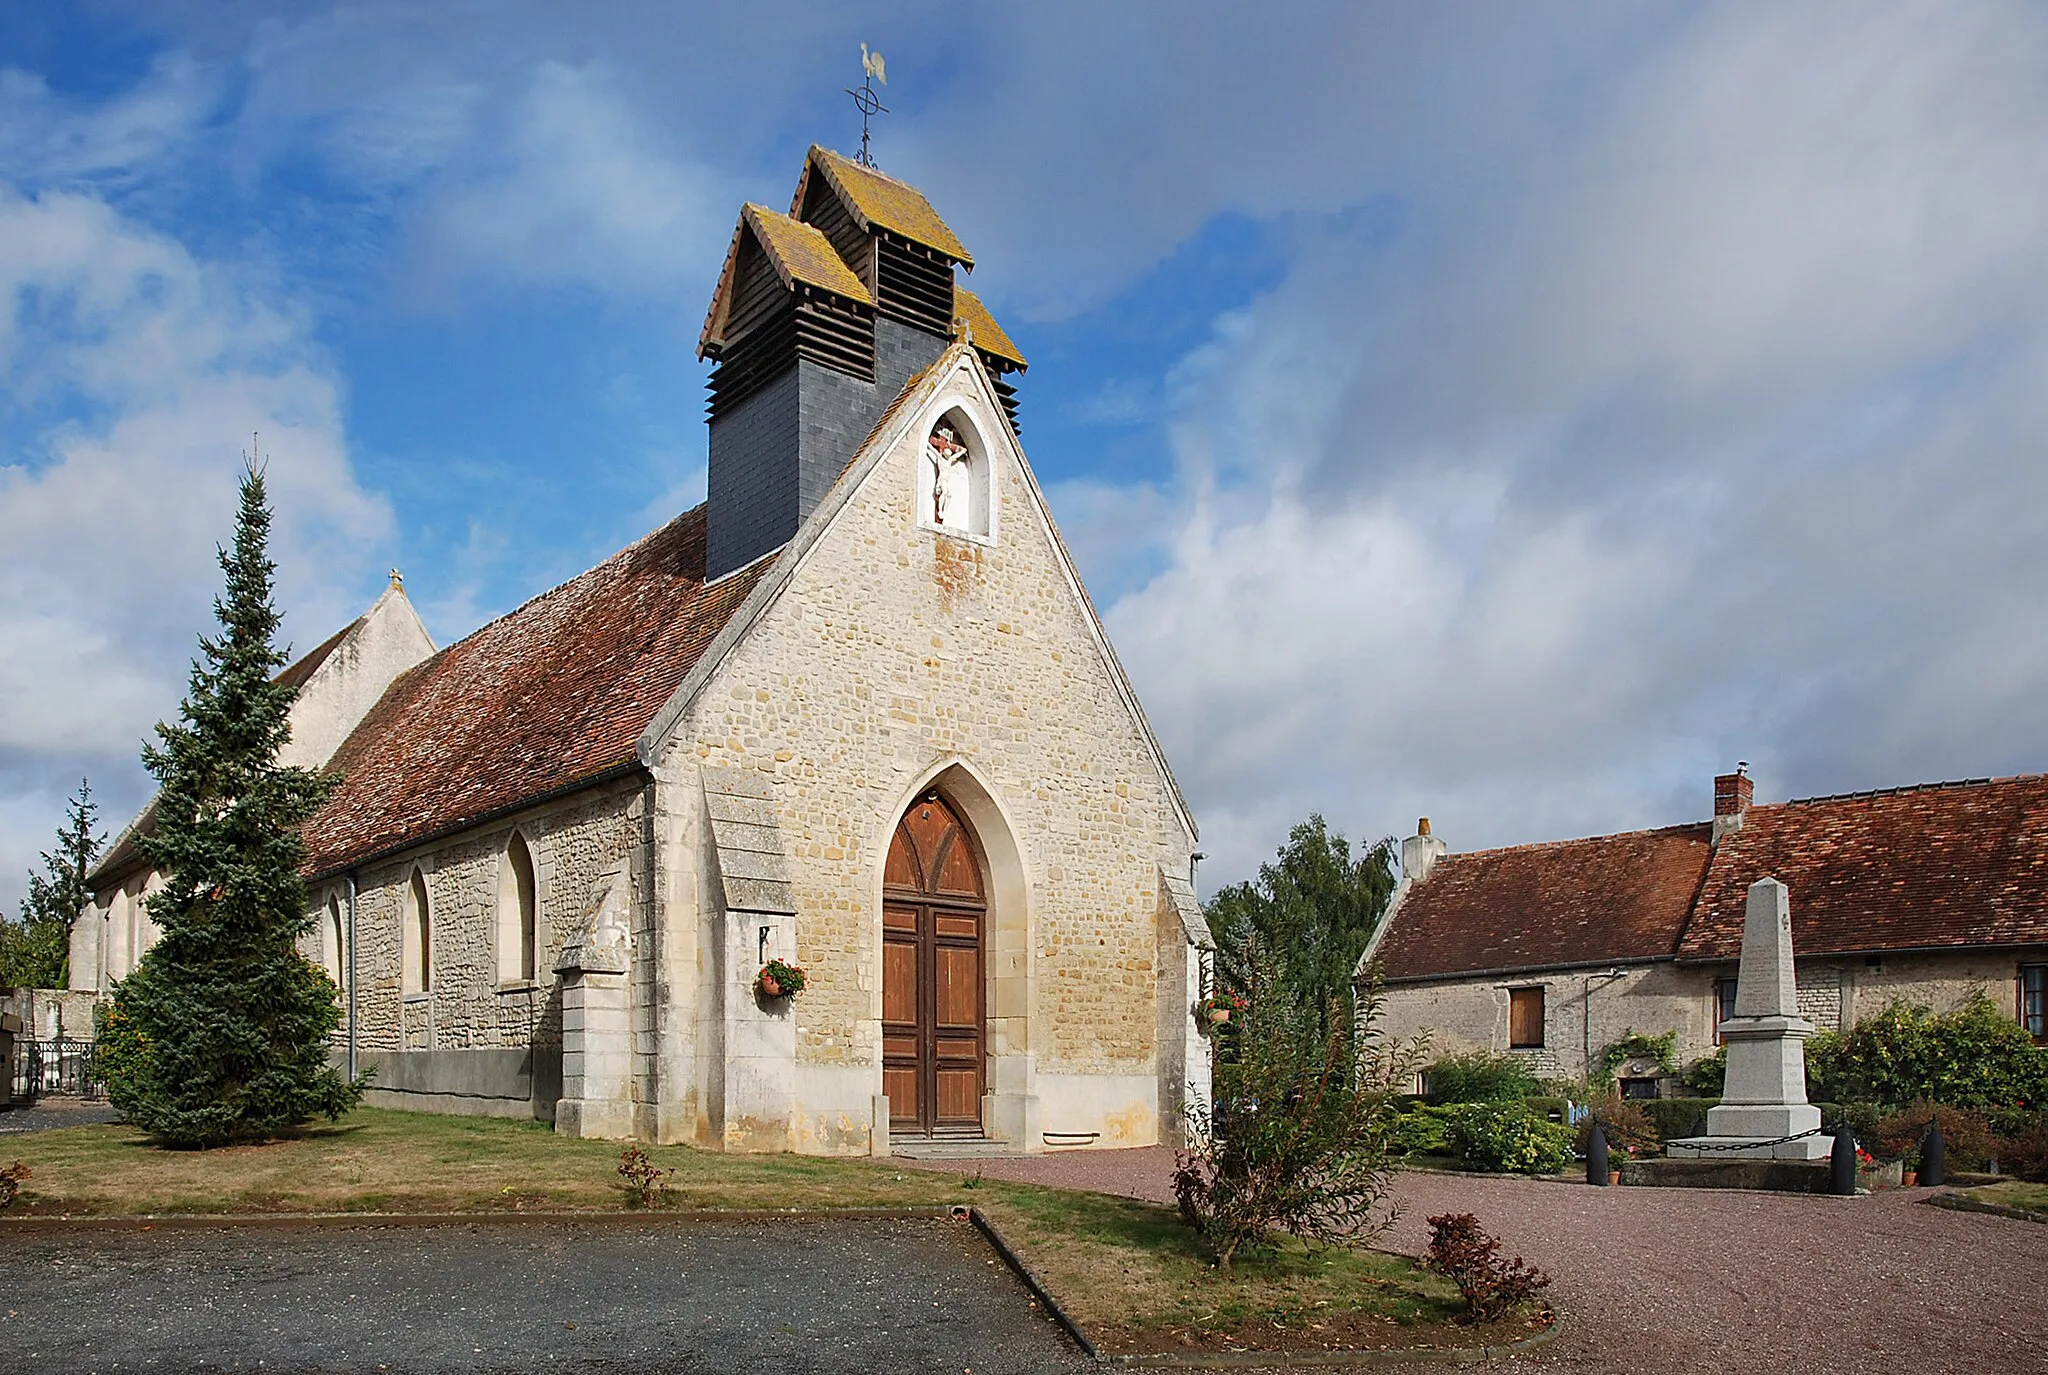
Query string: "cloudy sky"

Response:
xmin=5 ymin=1 xmax=2048 ymax=915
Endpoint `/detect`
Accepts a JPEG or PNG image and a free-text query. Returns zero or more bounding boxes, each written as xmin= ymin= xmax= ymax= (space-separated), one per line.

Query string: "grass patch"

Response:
xmin=3 ymin=1107 xmax=1495 ymax=1356
xmin=1958 ymin=1180 xmax=2048 ymax=1220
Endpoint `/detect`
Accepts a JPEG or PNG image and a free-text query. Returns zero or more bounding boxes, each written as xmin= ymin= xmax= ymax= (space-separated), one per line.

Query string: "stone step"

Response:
xmin=888 ymin=1137 xmax=1026 ymax=1160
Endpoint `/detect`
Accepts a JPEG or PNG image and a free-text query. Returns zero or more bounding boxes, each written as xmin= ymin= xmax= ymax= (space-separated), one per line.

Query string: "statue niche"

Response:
xmin=920 ymin=414 xmax=990 ymax=541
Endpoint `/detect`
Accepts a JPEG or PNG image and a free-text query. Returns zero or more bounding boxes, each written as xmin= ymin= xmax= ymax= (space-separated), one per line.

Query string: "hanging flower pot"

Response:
xmin=1192 ymin=991 xmax=1248 ymax=1034
xmin=756 ymin=958 xmax=806 ymax=1000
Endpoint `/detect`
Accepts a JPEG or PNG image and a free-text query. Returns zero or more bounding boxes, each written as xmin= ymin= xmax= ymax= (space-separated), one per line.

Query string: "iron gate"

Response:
xmin=10 ymin=1037 xmax=103 ymax=1104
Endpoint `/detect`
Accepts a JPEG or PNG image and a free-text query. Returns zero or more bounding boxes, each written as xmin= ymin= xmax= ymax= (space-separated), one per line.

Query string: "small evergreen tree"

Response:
xmin=0 ymin=778 xmax=101 ymax=990
xmin=1204 ymin=815 xmax=1396 ymax=1028
xmin=104 ymin=458 xmax=363 ymax=1148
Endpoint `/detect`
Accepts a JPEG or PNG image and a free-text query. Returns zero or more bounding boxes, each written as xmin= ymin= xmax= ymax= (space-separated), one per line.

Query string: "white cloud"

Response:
xmin=0 ymin=185 xmax=388 ymax=917
xmin=0 ymin=53 xmax=216 ymax=185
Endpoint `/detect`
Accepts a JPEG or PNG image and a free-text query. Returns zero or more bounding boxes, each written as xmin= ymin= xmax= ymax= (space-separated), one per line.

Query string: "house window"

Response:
xmin=1714 ymin=978 xmax=1738 ymax=1044
xmin=499 ymin=832 xmax=537 ymax=984
xmin=1509 ymin=986 xmax=1545 ymax=1048
xmin=2022 ymin=964 xmax=2046 ymax=1041
xmin=402 ymin=869 xmax=431 ymax=994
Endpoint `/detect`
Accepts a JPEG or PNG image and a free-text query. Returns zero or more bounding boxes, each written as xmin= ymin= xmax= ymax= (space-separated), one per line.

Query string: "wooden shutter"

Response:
xmin=1509 ymin=986 xmax=1544 ymax=1048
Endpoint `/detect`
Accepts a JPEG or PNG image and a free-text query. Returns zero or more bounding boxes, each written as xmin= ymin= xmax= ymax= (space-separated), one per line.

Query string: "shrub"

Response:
xmin=1424 ymin=1213 xmax=1552 ymax=1324
xmin=617 ymin=1146 xmax=670 ymax=1208
xmin=1999 ymin=1117 xmax=2048 ymax=1183
xmin=0 ymin=1161 xmax=28 ymax=1211
xmin=1173 ymin=936 xmax=1421 ymax=1269
xmin=1426 ymin=1051 xmax=1544 ymax=1104
xmin=1523 ymin=1096 xmax=1571 ymax=1124
xmin=1389 ymin=1104 xmax=1456 ymax=1156
xmin=1446 ymin=1102 xmax=1576 ymax=1175
xmin=1639 ymin=1098 xmax=1716 ymax=1140
xmin=1875 ymin=1102 xmax=1996 ymax=1171
xmin=1806 ymin=993 xmax=2048 ymax=1111
xmin=1682 ymin=1049 xmax=1726 ymax=1096
xmin=1574 ymin=1093 xmax=1658 ymax=1157
xmin=1592 ymin=1030 xmax=1678 ymax=1091
xmin=1816 ymin=1102 xmax=1885 ymax=1145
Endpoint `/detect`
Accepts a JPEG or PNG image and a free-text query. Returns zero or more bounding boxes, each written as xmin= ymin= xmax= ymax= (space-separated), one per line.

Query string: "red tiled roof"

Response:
xmin=1374 ymin=824 xmax=1714 ymax=981
xmin=1676 ymin=775 xmax=2048 ymax=961
xmin=303 ymin=505 xmax=768 ymax=876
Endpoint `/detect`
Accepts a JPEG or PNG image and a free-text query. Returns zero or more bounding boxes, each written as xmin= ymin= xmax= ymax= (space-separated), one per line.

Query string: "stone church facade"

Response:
xmin=78 ymin=147 xmax=1210 ymax=1156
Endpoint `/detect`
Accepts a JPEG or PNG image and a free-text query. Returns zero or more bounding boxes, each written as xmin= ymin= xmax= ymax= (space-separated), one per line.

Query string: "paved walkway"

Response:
xmin=0 ymin=1216 xmax=1091 ymax=1374
xmin=900 ymin=1147 xmax=2048 ymax=1374
xmin=0 ymin=1099 xmax=120 ymax=1136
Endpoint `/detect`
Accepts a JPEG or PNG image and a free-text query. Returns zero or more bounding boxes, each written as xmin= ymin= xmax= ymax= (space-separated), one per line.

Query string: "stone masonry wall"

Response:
xmin=661 ymin=356 xmax=1195 ymax=1150
xmin=313 ymin=780 xmax=644 ymax=1064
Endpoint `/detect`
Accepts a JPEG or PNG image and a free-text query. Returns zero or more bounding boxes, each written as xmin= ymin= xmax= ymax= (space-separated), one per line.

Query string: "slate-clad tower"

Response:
xmin=699 ymin=147 xmax=1026 ymax=581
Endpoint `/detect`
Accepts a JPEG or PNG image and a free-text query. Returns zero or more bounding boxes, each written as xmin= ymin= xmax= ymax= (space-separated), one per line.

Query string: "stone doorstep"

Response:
xmin=888 ymin=1136 xmax=1029 ymax=1160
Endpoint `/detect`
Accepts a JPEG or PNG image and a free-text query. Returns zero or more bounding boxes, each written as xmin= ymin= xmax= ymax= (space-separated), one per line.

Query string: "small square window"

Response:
xmin=1509 ymin=986 xmax=1545 ymax=1049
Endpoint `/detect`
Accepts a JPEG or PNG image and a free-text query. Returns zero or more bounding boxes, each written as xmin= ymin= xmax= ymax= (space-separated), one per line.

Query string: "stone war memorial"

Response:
xmin=1667 ymin=877 xmax=1830 ymax=1161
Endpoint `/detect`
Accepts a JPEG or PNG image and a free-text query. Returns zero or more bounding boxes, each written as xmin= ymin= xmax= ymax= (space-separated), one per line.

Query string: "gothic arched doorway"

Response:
xmin=883 ymin=790 xmax=987 ymax=1138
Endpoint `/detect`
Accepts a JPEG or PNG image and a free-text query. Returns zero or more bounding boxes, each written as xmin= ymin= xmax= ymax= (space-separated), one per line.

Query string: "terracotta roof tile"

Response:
xmin=804 ymin=146 xmax=972 ymax=265
xmin=1677 ymin=774 xmax=2048 ymax=961
xmin=951 ymin=288 xmax=1025 ymax=369
xmin=303 ymin=504 xmax=769 ymax=876
xmin=1374 ymin=824 xmax=1713 ymax=981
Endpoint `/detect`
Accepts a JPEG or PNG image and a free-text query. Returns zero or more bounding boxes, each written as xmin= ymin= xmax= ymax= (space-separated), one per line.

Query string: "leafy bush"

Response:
xmin=1424 ymin=1213 xmax=1552 ymax=1323
xmin=1574 ymin=1093 xmax=1658 ymax=1157
xmin=1815 ymin=1102 xmax=1886 ymax=1144
xmin=1388 ymin=1104 xmax=1456 ymax=1156
xmin=1639 ymin=1098 xmax=1716 ymax=1140
xmin=1426 ymin=1051 xmax=1545 ymax=1104
xmin=617 ymin=1146 xmax=670 ymax=1208
xmin=1874 ymin=1102 xmax=1996 ymax=1171
xmin=1682 ymin=1048 xmax=1726 ymax=1096
xmin=0 ymin=1161 xmax=28 ymax=1211
xmin=1173 ymin=935 xmax=1421 ymax=1269
xmin=1593 ymin=1030 xmax=1678 ymax=1090
xmin=1805 ymin=993 xmax=2048 ymax=1111
xmin=1999 ymin=1117 xmax=2048 ymax=1183
xmin=1523 ymin=1096 xmax=1571 ymax=1124
xmin=1446 ymin=1102 xmax=1576 ymax=1174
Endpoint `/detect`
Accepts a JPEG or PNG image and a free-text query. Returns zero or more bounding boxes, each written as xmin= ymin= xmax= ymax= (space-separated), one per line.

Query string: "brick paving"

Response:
xmin=899 ymin=1147 xmax=2048 ymax=1374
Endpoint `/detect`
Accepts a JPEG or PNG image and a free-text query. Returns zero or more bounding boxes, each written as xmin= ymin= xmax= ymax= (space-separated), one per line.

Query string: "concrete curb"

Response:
xmin=1923 ymin=1192 xmax=2048 ymax=1226
xmin=967 ymin=1206 xmax=1103 ymax=1360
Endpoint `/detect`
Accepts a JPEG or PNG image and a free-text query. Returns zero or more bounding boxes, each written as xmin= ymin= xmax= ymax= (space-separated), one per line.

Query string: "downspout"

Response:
xmin=346 ymin=873 xmax=359 ymax=1081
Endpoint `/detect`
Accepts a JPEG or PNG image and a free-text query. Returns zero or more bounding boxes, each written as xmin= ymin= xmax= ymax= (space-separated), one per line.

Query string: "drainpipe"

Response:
xmin=1582 ymin=967 xmax=1626 ymax=1082
xmin=346 ymin=873 xmax=359 ymax=1081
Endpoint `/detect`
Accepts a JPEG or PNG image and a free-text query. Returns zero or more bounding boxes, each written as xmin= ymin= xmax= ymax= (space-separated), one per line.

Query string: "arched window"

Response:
xmin=499 ymin=832 xmax=537 ymax=983
xmin=325 ymin=895 xmax=346 ymax=987
xmin=402 ymin=869 xmax=431 ymax=994
xmin=918 ymin=408 xmax=994 ymax=542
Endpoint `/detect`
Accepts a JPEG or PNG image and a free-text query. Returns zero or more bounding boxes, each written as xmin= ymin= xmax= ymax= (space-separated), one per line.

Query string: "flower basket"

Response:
xmin=756 ymin=958 xmax=807 ymax=1000
xmin=1192 ymin=990 xmax=1248 ymax=1034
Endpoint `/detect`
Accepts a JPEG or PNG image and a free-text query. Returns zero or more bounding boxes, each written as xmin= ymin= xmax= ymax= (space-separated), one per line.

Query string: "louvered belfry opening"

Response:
xmin=698 ymin=147 xmax=1027 ymax=582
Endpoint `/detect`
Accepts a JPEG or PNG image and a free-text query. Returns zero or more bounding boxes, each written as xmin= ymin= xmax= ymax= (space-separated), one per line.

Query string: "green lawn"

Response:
xmin=1 ymin=1108 xmax=1484 ymax=1355
xmin=1958 ymin=1179 xmax=2048 ymax=1220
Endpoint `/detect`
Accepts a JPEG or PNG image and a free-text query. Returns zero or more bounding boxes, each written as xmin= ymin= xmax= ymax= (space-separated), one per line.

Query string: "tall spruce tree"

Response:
xmin=103 ymin=460 xmax=363 ymax=1147
xmin=0 ymin=778 xmax=101 ymax=990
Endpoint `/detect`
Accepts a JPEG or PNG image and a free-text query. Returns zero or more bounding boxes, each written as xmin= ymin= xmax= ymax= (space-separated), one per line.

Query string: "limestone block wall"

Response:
xmin=317 ymin=779 xmax=645 ymax=1078
xmin=659 ymin=362 xmax=1196 ymax=1154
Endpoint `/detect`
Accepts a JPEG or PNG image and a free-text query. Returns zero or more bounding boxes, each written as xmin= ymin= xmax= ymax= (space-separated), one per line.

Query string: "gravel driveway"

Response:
xmin=0 ymin=1215 xmax=1090 ymax=1374
xmin=900 ymin=1147 xmax=2048 ymax=1374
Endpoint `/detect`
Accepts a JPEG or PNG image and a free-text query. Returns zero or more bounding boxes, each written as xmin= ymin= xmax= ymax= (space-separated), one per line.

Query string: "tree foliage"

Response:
xmin=1172 ymin=927 xmax=1421 ymax=1270
xmin=1203 ymin=815 xmax=1395 ymax=1028
xmin=0 ymin=779 xmax=101 ymax=990
xmin=104 ymin=462 xmax=364 ymax=1148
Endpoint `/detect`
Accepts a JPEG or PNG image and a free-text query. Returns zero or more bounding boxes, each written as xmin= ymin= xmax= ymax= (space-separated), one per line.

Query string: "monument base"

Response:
xmin=1623 ymin=1157 xmax=1831 ymax=1192
xmin=1666 ymin=1133 xmax=1832 ymax=1160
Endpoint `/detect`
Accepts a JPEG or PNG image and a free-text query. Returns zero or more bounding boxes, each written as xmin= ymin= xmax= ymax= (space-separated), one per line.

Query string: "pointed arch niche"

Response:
xmin=498 ymin=831 xmax=538 ymax=984
xmin=402 ymin=868 xmax=432 ymax=994
xmin=874 ymin=760 xmax=1034 ymax=1144
xmin=916 ymin=405 xmax=996 ymax=545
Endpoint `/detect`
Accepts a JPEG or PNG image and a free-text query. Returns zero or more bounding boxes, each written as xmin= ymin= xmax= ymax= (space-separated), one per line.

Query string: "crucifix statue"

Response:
xmin=926 ymin=421 xmax=971 ymax=528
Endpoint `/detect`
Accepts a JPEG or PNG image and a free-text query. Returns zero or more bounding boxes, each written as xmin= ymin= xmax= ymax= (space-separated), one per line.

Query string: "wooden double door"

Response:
xmin=882 ymin=792 xmax=987 ymax=1137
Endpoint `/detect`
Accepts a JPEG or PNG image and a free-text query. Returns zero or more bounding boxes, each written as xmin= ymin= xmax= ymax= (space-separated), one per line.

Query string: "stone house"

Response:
xmin=1361 ymin=770 xmax=2048 ymax=1090
xmin=74 ymin=147 xmax=1210 ymax=1156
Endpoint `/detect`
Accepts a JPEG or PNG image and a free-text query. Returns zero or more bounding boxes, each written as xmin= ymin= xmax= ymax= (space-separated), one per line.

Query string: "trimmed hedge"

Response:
xmin=1637 ymin=1098 xmax=1715 ymax=1141
xmin=1524 ymin=1096 xmax=1571 ymax=1124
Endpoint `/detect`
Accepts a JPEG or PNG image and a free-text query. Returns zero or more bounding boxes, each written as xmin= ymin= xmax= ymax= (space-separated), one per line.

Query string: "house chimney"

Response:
xmin=1401 ymin=817 xmax=1448 ymax=886
xmin=1712 ymin=764 xmax=1753 ymax=844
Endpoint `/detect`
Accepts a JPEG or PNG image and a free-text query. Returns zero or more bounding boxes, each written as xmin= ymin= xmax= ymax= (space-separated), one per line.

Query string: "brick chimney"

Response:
xmin=1712 ymin=766 xmax=1753 ymax=844
xmin=1401 ymin=817 xmax=1448 ymax=885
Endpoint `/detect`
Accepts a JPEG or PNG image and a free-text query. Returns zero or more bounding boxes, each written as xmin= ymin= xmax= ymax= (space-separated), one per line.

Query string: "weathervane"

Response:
xmin=847 ymin=43 xmax=888 ymax=168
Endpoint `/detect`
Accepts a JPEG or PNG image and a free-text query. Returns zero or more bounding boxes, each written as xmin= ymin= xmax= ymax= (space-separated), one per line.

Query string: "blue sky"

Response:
xmin=7 ymin=2 xmax=2048 ymax=916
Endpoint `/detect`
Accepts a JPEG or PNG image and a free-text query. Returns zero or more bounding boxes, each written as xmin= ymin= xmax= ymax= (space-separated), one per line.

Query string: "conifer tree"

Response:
xmin=0 ymin=778 xmax=101 ymax=990
xmin=103 ymin=458 xmax=364 ymax=1147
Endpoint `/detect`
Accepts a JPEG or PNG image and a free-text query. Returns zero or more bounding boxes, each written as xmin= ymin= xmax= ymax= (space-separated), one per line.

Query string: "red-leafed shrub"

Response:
xmin=1424 ymin=1212 xmax=1551 ymax=1323
xmin=0 ymin=1161 xmax=29 ymax=1211
xmin=2000 ymin=1118 xmax=2048 ymax=1183
xmin=617 ymin=1146 xmax=670 ymax=1209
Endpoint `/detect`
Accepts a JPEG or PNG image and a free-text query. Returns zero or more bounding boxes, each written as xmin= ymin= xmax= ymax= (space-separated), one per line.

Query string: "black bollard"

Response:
xmin=1920 ymin=1115 xmax=1946 ymax=1188
xmin=1587 ymin=1118 xmax=1610 ymax=1186
xmin=1829 ymin=1124 xmax=1858 ymax=1196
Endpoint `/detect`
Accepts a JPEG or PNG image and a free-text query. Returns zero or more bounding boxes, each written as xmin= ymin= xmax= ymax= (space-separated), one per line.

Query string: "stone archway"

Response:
xmin=882 ymin=789 xmax=988 ymax=1137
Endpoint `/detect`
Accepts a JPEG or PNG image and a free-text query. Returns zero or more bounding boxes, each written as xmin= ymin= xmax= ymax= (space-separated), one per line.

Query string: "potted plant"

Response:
xmin=1193 ymin=989 xmax=1248 ymax=1033
xmin=756 ymin=958 xmax=807 ymax=1000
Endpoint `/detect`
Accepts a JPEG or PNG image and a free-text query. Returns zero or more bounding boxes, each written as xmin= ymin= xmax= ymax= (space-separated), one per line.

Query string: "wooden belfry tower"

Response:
xmin=698 ymin=147 xmax=1027 ymax=580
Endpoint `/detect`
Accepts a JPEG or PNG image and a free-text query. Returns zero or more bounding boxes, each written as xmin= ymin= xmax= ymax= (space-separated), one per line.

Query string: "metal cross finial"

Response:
xmin=389 ymin=569 xmax=404 ymax=591
xmin=848 ymin=43 xmax=889 ymax=168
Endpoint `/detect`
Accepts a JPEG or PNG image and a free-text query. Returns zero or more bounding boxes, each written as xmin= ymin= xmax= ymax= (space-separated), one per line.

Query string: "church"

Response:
xmin=73 ymin=146 xmax=1211 ymax=1156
